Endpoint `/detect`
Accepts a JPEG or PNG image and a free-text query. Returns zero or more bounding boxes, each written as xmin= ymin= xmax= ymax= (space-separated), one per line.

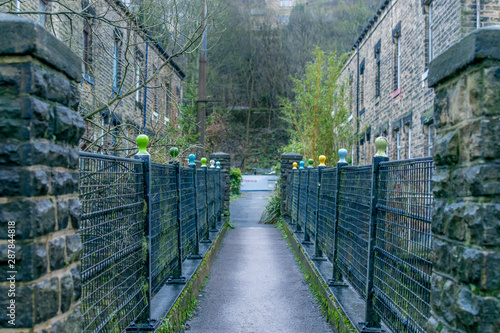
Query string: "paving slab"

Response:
xmin=184 ymin=192 xmax=333 ymax=333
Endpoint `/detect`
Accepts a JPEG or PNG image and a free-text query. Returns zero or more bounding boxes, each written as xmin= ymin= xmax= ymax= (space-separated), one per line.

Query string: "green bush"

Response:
xmin=230 ymin=168 xmax=243 ymax=195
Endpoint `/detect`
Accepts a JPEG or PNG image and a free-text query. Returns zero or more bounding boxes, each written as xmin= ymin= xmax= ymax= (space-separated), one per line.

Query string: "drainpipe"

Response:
xmin=143 ymin=37 xmax=149 ymax=133
xmin=476 ymin=0 xmax=480 ymax=28
xmin=356 ymin=42 xmax=360 ymax=164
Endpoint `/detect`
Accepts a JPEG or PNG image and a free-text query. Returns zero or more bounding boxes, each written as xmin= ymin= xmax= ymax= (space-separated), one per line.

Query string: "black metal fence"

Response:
xmin=79 ymin=152 xmax=223 ymax=332
xmin=284 ymin=156 xmax=434 ymax=333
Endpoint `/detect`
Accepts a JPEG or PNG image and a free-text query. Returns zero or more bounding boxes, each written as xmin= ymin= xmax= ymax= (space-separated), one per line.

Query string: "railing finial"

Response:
xmin=188 ymin=154 xmax=196 ymax=166
xmin=292 ymin=162 xmax=298 ymax=169
xmin=374 ymin=137 xmax=388 ymax=157
xmin=299 ymin=161 xmax=305 ymax=169
xmin=136 ymin=134 xmax=149 ymax=155
xmin=216 ymin=161 xmax=221 ymax=169
xmin=210 ymin=159 xmax=216 ymax=168
xmin=307 ymin=158 xmax=314 ymax=168
xmin=319 ymin=155 xmax=326 ymax=167
xmin=201 ymin=157 xmax=207 ymax=168
xmin=338 ymin=148 xmax=347 ymax=163
xmin=169 ymin=147 xmax=179 ymax=160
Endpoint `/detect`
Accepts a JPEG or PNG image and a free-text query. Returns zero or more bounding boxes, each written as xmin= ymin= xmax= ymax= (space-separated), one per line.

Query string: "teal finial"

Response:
xmin=375 ymin=137 xmax=388 ymax=157
xmin=338 ymin=149 xmax=348 ymax=163
xmin=136 ymin=135 xmax=149 ymax=155
xmin=169 ymin=147 xmax=179 ymax=159
xmin=299 ymin=161 xmax=305 ymax=169
xmin=188 ymin=154 xmax=196 ymax=166
xmin=307 ymin=159 xmax=314 ymax=168
xmin=216 ymin=161 xmax=221 ymax=169
xmin=209 ymin=160 xmax=215 ymax=168
xmin=201 ymin=157 xmax=207 ymax=168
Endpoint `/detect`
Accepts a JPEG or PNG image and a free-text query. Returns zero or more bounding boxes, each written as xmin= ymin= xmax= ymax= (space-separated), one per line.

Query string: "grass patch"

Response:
xmin=230 ymin=193 xmax=242 ymax=201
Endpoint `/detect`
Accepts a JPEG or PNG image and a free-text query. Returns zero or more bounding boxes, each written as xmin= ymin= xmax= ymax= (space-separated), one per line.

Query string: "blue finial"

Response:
xmin=188 ymin=154 xmax=196 ymax=166
xmin=299 ymin=161 xmax=305 ymax=169
xmin=216 ymin=161 xmax=221 ymax=169
xmin=339 ymin=149 xmax=348 ymax=164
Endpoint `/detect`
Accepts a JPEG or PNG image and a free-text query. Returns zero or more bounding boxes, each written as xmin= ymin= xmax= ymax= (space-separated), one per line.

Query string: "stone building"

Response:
xmin=1 ymin=0 xmax=185 ymax=156
xmin=341 ymin=0 xmax=500 ymax=165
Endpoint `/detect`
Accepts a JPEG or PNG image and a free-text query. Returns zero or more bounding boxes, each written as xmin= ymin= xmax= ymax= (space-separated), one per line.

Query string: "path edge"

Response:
xmin=280 ymin=219 xmax=357 ymax=333
xmin=158 ymin=218 xmax=229 ymax=332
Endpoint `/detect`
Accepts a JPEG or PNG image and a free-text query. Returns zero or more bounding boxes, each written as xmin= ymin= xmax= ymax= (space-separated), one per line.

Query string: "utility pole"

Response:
xmin=197 ymin=0 xmax=207 ymax=157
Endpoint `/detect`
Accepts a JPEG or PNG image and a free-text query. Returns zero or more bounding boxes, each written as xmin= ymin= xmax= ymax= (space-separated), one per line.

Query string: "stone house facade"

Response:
xmin=341 ymin=0 xmax=500 ymax=165
xmin=1 ymin=0 xmax=185 ymax=155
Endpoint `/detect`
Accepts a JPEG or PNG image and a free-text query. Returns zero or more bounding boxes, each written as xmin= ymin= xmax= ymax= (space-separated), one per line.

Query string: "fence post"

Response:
xmin=134 ymin=135 xmax=153 ymax=323
xmin=302 ymin=159 xmax=314 ymax=244
xmin=168 ymin=147 xmax=186 ymax=284
xmin=294 ymin=161 xmax=305 ymax=233
xmin=209 ymin=160 xmax=219 ymax=231
xmin=188 ymin=154 xmax=203 ymax=259
xmin=361 ymin=137 xmax=388 ymax=332
xmin=200 ymin=157 xmax=212 ymax=243
xmin=328 ymin=149 xmax=348 ymax=287
xmin=216 ymin=161 xmax=222 ymax=222
xmin=313 ymin=156 xmax=327 ymax=260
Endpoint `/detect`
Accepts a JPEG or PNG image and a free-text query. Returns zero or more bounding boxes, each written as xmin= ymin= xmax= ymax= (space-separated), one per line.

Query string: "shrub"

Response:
xmin=230 ymin=168 xmax=243 ymax=195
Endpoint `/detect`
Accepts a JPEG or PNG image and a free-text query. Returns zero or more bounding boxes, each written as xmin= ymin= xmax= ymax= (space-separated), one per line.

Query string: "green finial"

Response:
xmin=375 ymin=136 xmax=388 ymax=157
xmin=307 ymin=158 xmax=314 ymax=168
xmin=136 ymin=134 xmax=149 ymax=155
xmin=201 ymin=157 xmax=207 ymax=168
xmin=169 ymin=147 xmax=179 ymax=159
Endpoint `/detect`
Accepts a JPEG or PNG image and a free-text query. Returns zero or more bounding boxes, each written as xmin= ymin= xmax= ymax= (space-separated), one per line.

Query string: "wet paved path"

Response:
xmin=184 ymin=191 xmax=333 ymax=333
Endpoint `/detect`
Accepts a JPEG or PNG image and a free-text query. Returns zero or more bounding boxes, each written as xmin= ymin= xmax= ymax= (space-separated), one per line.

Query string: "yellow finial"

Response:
xmin=319 ymin=155 xmax=326 ymax=167
xmin=292 ymin=162 xmax=298 ymax=169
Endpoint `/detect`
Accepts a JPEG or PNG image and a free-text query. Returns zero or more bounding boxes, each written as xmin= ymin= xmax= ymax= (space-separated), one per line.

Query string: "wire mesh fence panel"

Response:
xmin=291 ymin=170 xmax=300 ymax=225
xmin=374 ymin=158 xmax=434 ymax=333
xmin=306 ymin=169 xmax=319 ymax=241
xmin=337 ymin=165 xmax=373 ymax=298
xmin=196 ymin=169 xmax=208 ymax=238
xmin=298 ymin=170 xmax=309 ymax=230
xmin=79 ymin=153 xmax=148 ymax=333
xmin=214 ymin=170 xmax=221 ymax=218
xmin=317 ymin=167 xmax=337 ymax=261
xmin=180 ymin=167 xmax=196 ymax=259
xmin=150 ymin=162 xmax=178 ymax=294
xmin=207 ymin=169 xmax=216 ymax=226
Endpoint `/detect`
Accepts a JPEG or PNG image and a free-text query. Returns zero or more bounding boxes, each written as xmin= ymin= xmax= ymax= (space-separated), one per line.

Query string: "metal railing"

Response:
xmin=80 ymin=152 xmax=223 ymax=332
xmin=283 ymin=153 xmax=434 ymax=333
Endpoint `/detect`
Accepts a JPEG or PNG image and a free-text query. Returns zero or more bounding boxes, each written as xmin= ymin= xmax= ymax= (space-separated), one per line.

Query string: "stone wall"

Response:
xmin=0 ymin=0 xmax=184 ymax=156
xmin=427 ymin=26 xmax=500 ymax=333
xmin=340 ymin=0 xmax=500 ymax=165
xmin=0 ymin=15 xmax=84 ymax=332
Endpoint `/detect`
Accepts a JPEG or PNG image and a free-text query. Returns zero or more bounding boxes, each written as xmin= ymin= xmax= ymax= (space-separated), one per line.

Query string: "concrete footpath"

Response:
xmin=184 ymin=192 xmax=333 ymax=333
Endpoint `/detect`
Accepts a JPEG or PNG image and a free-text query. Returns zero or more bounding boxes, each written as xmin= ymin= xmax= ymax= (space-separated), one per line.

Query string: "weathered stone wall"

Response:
xmin=340 ymin=0 xmax=500 ymax=165
xmin=210 ymin=152 xmax=231 ymax=212
xmin=0 ymin=15 xmax=84 ymax=332
xmin=280 ymin=153 xmax=303 ymax=216
xmin=427 ymin=26 xmax=500 ymax=333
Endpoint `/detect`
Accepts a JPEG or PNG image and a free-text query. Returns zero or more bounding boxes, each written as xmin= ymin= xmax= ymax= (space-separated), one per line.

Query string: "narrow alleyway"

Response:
xmin=184 ymin=192 xmax=333 ymax=333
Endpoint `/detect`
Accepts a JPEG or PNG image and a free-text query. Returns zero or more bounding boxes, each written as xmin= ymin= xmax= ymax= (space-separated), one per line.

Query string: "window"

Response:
xmin=393 ymin=22 xmax=402 ymax=92
xmin=406 ymin=123 xmax=412 ymax=159
xmin=429 ymin=3 xmax=434 ymax=62
xmin=280 ymin=0 xmax=292 ymax=6
xmin=83 ymin=22 xmax=92 ymax=74
xmin=374 ymin=40 xmax=381 ymax=98
xmin=426 ymin=124 xmax=435 ymax=156
xmin=359 ymin=59 xmax=365 ymax=110
xmin=135 ymin=50 xmax=144 ymax=106
xmin=396 ymin=130 xmax=401 ymax=160
xmin=39 ymin=0 xmax=48 ymax=25
xmin=113 ymin=29 xmax=123 ymax=92
xmin=152 ymin=66 xmax=158 ymax=113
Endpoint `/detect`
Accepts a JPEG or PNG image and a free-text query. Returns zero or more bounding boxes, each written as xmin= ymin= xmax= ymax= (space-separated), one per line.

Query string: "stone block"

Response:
xmin=53 ymin=105 xmax=85 ymax=145
xmin=51 ymin=307 xmax=82 ymax=333
xmin=60 ymin=273 xmax=74 ymax=313
xmin=66 ymin=234 xmax=82 ymax=263
xmin=0 ymin=284 xmax=33 ymax=328
xmin=482 ymin=252 xmax=500 ymax=291
xmin=57 ymin=199 xmax=69 ymax=230
xmin=50 ymin=170 xmax=78 ymax=196
xmin=482 ymin=66 xmax=500 ymax=115
xmin=49 ymin=237 xmax=66 ymax=271
xmin=33 ymin=277 xmax=59 ymax=324
xmin=71 ymin=267 xmax=81 ymax=302
xmin=33 ymin=199 xmax=56 ymax=237
xmin=68 ymin=199 xmax=81 ymax=230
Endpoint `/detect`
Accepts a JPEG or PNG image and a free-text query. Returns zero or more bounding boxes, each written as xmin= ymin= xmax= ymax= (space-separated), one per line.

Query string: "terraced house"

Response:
xmin=342 ymin=0 xmax=500 ymax=165
xmin=1 ymin=0 xmax=185 ymax=155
